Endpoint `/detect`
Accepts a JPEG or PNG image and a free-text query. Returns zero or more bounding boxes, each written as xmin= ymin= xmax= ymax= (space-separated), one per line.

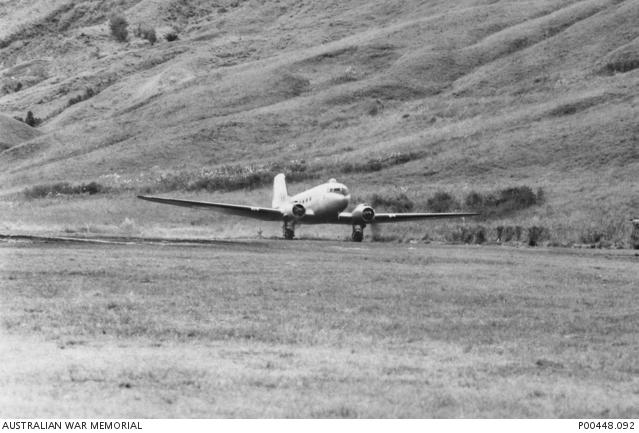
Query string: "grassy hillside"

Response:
xmin=0 ymin=0 xmax=638 ymax=243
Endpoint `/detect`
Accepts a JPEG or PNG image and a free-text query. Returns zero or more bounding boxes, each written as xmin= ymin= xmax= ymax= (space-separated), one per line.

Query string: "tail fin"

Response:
xmin=272 ymin=173 xmax=288 ymax=208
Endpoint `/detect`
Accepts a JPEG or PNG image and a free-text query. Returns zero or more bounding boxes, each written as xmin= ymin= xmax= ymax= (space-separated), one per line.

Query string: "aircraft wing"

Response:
xmin=337 ymin=211 xmax=479 ymax=224
xmin=137 ymin=195 xmax=284 ymax=222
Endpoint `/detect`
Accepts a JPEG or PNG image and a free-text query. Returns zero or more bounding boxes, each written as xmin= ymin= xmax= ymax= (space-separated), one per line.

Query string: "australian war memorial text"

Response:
xmin=2 ymin=422 xmax=142 ymax=430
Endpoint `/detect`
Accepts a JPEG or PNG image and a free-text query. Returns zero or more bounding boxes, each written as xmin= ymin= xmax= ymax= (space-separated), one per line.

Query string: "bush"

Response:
xmin=68 ymin=87 xmax=95 ymax=106
xmin=24 ymin=110 xmax=41 ymax=127
xmin=149 ymin=160 xmax=318 ymax=194
xmin=369 ymin=193 xmax=414 ymax=212
xmin=496 ymin=225 xmax=523 ymax=242
xmin=464 ymin=191 xmax=484 ymax=209
xmin=605 ymin=59 xmax=639 ymax=74
xmin=24 ymin=181 xmax=104 ymax=198
xmin=427 ymin=192 xmax=460 ymax=212
xmin=631 ymin=221 xmax=639 ymax=249
xmin=2 ymin=81 xmax=22 ymax=94
xmin=527 ymin=226 xmax=547 ymax=246
xmin=464 ymin=186 xmax=543 ymax=217
xmin=134 ymin=24 xmax=157 ymax=44
xmin=109 ymin=14 xmax=129 ymax=42
xmin=165 ymin=32 xmax=178 ymax=42
xmin=340 ymin=152 xmax=420 ymax=174
xmin=447 ymin=225 xmax=487 ymax=244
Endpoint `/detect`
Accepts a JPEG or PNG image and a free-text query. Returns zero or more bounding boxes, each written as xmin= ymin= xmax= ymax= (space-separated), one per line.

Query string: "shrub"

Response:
xmin=68 ymin=87 xmax=95 ymax=106
xmin=464 ymin=191 xmax=484 ymax=209
xmin=149 ymin=160 xmax=318 ymax=194
xmin=24 ymin=181 xmax=104 ymax=198
xmin=496 ymin=225 xmax=523 ymax=242
xmin=135 ymin=24 xmax=157 ymax=44
xmin=340 ymin=152 xmax=420 ymax=173
xmin=427 ymin=192 xmax=460 ymax=212
xmin=369 ymin=193 xmax=414 ymax=212
xmin=527 ymin=226 xmax=547 ymax=246
xmin=465 ymin=186 xmax=542 ymax=217
xmin=165 ymin=32 xmax=178 ymax=42
xmin=605 ymin=59 xmax=639 ymax=74
xmin=2 ymin=81 xmax=23 ymax=93
xmin=24 ymin=110 xmax=41 ymax=127
xmin=631 ymin=220 xmax=639 ymax=249
xmin=80 ymin=181 xmax=103 ymax=195
xmin=109 ymin=14 xmax=129 ymax=42
xmin=494 ymin=186 xmax=536 ymax=211
xmin=447 ymin=225 xmax=487 ymax=244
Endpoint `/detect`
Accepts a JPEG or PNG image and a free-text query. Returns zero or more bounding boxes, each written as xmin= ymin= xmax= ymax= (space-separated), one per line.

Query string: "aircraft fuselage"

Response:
xmin=287 ymin=179 xmax=350 ymax=223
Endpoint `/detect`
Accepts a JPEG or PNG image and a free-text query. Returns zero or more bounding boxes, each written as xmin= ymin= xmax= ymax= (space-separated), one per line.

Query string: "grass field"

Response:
xmin=1 ymin=239 xmax=638 ymax=417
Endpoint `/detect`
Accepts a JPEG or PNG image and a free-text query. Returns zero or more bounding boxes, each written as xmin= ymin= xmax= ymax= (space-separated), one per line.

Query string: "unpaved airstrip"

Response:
xmin=1 ymin=238 xmax=638 ymax=417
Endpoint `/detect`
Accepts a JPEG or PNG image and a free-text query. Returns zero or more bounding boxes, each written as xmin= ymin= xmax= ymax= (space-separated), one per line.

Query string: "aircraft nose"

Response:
xmin=341 ymin=194 xmax=350 ymax=209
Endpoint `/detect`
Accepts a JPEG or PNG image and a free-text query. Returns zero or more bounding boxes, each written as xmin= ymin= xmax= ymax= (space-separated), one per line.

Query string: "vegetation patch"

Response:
xmin=368 ymin=192 xmax=414 ymax=212
xmin=427 ymin=192 xmax=461 ymax=212
xmin=142 ymin=160 xmax=318 ymax=194
xmin=548 ymin=96 xmax=606 ymax=117
xmin=601 ymin=42 xmax=639 ymax=74
xmin=341 ymin=152 xmax=421 ymax=173
xmin=463 ymin=186 xmax=543 ymax=217
xmin=446 ymin=225 xmax=488 ymax=244
xmin=15 ymin=110 xmax=43 ymax=127
xmin=604 ymin=58 xmax=639 ymax=74
xmin=133 ymin=23 xmax=157 ymax=45
xmin=165 ymin=32 xmax=179 ymax=42
xmin=24 ymin=181 xmax=105 ymax=199
xmin=68 ymin=87 xmax=96 ymax=106
xmin=109 ymin=13 xmax=129 ymax=42
xmin=527 ymin=226 xmax=548 ymax=246
xmin=141 ymin=152 xmax=420 ymax=194
xmin=496 ymin=225 xmax=524 ymax=242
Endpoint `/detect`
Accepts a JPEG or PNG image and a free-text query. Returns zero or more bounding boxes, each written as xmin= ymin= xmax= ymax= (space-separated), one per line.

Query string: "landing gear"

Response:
xmin=351 ymin=224 xmax=365 ymax=242
xmin=283 ymin=221 xmax=295 ymax=240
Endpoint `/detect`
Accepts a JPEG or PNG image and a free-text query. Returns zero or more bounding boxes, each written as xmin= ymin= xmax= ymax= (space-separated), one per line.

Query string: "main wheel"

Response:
xmin=284 ymin=227 xmax=295 ymax=240
xmin=351 ymin=228 xmax=363 ymax=242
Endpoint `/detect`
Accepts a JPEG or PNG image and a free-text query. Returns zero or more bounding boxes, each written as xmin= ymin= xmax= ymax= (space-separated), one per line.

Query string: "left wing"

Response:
xmin=337 ymin=211 xmax=479 ymax=224
xmin=137 ymin=195 xmax=284 ymax=222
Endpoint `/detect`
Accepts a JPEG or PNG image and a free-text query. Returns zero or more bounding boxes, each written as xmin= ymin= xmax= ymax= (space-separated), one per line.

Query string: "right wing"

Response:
xmin=337 ymin=211 xmax=479 ymax=224
xmin=137 ymin=195 xmax=284 ymax=222
xmin=371 ymin=211 xmax=479 ymax=223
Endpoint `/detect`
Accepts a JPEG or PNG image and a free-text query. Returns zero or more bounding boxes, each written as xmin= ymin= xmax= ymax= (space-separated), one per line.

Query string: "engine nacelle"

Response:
xmin=351 ymin=203 xmax=375 ymax=224
xmin=282 ymin=202 xmax=306 ymax=219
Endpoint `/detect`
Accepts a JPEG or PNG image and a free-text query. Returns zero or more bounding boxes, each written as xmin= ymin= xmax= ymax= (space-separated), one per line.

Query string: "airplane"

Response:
xmin=137 ymin=174 xmax=479 ymax=241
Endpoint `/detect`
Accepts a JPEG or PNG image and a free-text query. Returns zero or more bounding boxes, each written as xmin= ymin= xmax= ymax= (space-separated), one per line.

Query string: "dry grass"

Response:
xmin=1 ymin=240 xmax=638 ymax=417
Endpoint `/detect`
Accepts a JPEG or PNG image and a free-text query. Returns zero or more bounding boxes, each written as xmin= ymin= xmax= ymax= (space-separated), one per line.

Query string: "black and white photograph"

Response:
xmin=1 ymin=0 xmax=638 ymax=421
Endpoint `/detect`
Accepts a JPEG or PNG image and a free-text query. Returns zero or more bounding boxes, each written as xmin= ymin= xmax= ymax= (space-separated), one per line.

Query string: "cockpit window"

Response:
xmin=329 ymin=186 xmax=349 ymax=195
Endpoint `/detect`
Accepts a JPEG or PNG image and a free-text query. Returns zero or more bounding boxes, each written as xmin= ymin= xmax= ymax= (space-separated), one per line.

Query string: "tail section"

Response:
xmin=272 ymin=173 xmax=288 ymax=208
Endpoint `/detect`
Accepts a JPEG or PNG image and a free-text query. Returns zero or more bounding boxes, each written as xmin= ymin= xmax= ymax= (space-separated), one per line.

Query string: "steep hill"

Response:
xmin=0 ymin=0 xmax=638 ymax=242
xmin=0 ymin=114 xmax=42 ymax=151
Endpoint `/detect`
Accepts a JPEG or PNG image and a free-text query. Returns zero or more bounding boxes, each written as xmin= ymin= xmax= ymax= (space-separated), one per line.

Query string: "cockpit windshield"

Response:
xmin=329 ymin=186 xmax=349 ymax=196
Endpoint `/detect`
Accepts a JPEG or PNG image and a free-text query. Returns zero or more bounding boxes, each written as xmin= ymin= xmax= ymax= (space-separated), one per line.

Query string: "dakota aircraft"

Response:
xmin=138 ymin=174 xmax=479 ymax=241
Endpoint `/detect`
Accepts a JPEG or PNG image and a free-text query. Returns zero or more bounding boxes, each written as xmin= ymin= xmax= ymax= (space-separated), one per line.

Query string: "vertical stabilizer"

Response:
xmin=272 ymin=173 xmax=288 ymax=208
